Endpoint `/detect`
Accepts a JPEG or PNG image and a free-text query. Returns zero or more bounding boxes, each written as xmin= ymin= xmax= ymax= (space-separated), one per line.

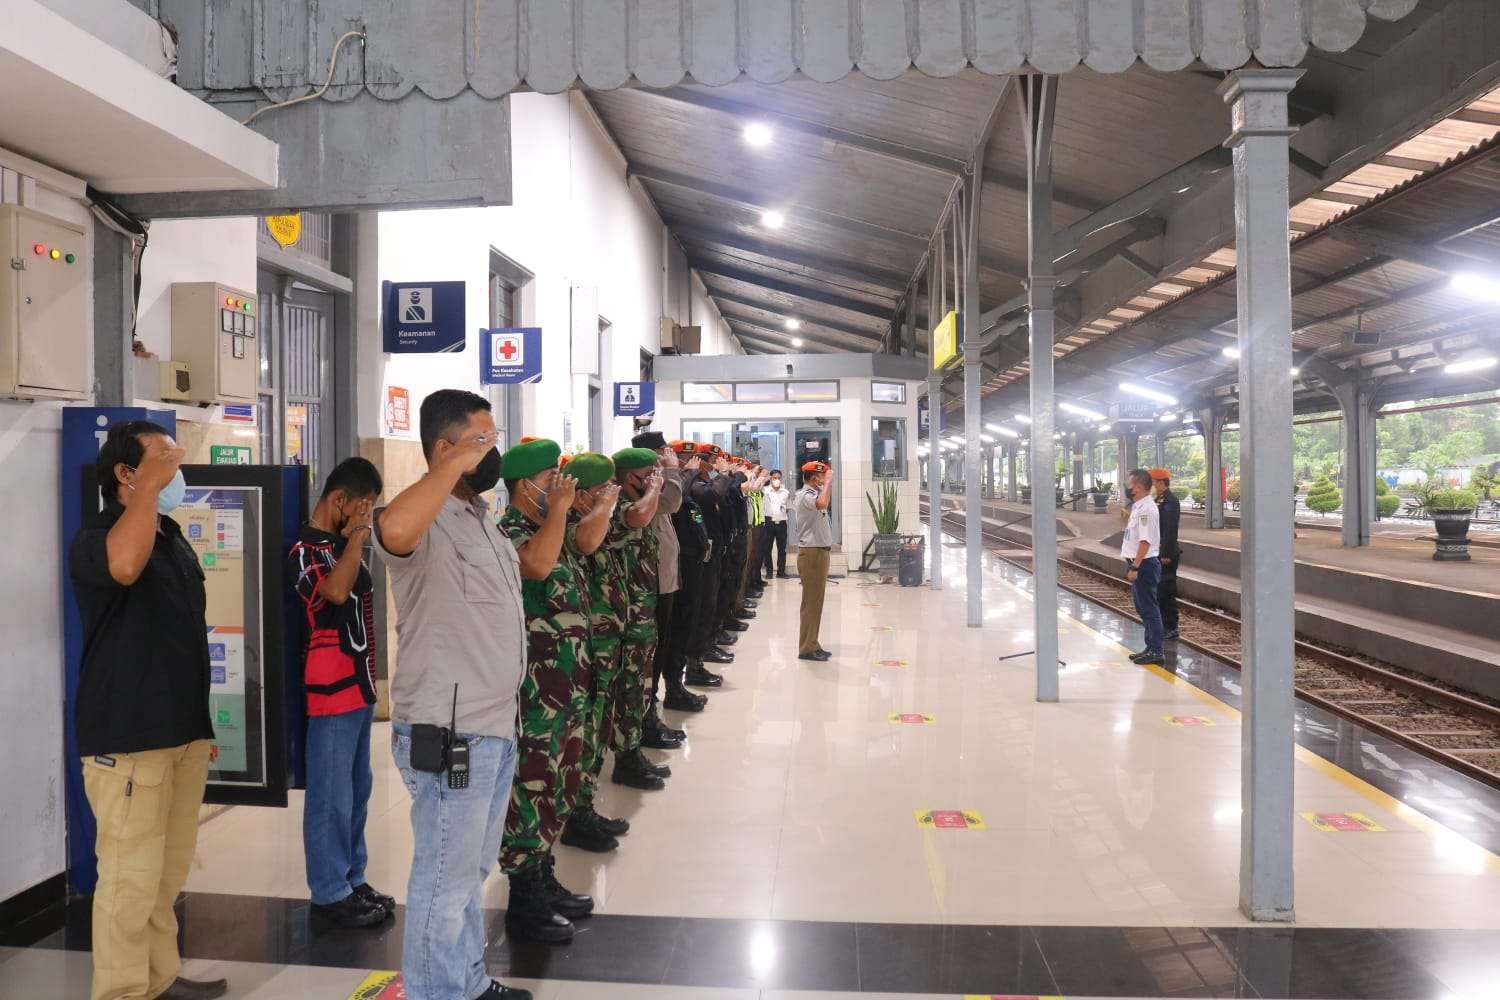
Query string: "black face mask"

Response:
xmin=463 ymin=447 xmax=502 ymax=495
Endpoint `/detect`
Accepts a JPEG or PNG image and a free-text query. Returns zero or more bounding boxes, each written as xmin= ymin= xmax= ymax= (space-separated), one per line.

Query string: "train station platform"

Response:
xmin=6 ymin=542 xmax=1500 ymax=998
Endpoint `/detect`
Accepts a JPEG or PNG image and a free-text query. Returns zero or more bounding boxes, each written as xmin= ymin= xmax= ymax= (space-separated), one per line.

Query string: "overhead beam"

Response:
xmin=671 ymin=225 xmax=910 ymax=290
xmin=630 ymin=162 xmax=929 ymax=246
xmin=709 ymin=289 xmax=884 ymax=338
xmin=724 ymin=317 xmax=873 ymax=353
xmin=1054 ymin=147 xmax=1231 ymax=252
xmin=1326 ymin=225 xmax=1500 ymax=276
xmin=691 ymin=259 xmax=894 ymax=319
xmin=732 ymin=329 xmax=835 ymax=355
xmin=982 ymin=161 xmax=1107 ymax=213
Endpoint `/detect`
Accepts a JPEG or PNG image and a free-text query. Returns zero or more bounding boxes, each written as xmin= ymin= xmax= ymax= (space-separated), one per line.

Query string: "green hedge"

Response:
xmin=1305 ymin=474 xmax=1342 ymax=514
xmin=1376 ymin=493 xmax=1401 ymax=518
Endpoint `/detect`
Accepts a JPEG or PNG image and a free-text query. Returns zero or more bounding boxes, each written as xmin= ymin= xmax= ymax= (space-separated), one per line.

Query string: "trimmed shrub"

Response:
xmin=1376 ymin=493 xmax=1401 ymax=519
xmin=1428 ymin=488 xmax=1478 ymax=512
xmin=1305 ymin=475 xmax=1342 ymax=514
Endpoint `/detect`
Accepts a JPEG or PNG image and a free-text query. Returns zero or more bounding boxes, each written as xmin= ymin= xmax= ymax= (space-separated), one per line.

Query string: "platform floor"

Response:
xmin=6 ymin=545 xmax=1500 ymax=998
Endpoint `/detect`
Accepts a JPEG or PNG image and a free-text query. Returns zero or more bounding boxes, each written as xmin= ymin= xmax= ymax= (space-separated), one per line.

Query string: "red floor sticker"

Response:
xmin=963 ymin=996 xmax=1066 ymax=1000
xmin=889 ymin=712 xmax=936 ymax=724
xmin=875 ymin=658 xmax=910 ymax=668
xmin=916 ymin=809 xmax=986 ymax=829
xmin=870 ymin=624 xmax=894 ymax=631
xmin=1164 ymin=714 xmax=1215 ymax=727
xmin=348 ymin=972 xmax=404 ymax=999
xmin=1301 ymin=811 xmax=1386 ymax=832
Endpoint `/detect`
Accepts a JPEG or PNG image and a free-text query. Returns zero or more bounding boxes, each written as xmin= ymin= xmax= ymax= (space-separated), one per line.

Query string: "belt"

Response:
xmin=803 ymin=545 xmax=831 ymax=550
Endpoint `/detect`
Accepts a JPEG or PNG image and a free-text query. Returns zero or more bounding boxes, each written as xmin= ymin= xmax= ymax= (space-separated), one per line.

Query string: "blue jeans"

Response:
xmin=303 ymin=706 xmax=374 ymax=904
xmin=392 ymin=722 xmax=517 ymax=1000
xmin=1130 ymin=557 xmax=1164 ymax=655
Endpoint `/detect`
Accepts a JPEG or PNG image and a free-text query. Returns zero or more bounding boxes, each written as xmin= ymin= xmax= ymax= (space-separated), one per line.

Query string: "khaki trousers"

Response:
xmin=82 ymin=740 xmax=212 ymax=1000
xmin=797 ymin=547 xmax=831 ymax=654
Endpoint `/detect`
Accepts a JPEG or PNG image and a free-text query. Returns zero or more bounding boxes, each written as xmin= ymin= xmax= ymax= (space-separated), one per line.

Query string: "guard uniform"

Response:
xmin=1151 ymin=468 xmax=1182 ymax=638
xmin=716 ymin=461 xmax=750 ymax=634
xmin=795 ymin=461 xmax=834 ymax=657
xmin=664 ymin=440 xmax=712 ymax=702
xmin=687 ymin=444 xmax=734 ymax=669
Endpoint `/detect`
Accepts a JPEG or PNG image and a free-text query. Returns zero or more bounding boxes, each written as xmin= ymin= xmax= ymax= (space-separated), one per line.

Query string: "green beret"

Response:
xmin=567 ymin=452 xmax=615 ymax=489
xmin=611 ymin=447 xmax=659 ymax=471
xmin=501 ymin=439 xmax=560 ymax=480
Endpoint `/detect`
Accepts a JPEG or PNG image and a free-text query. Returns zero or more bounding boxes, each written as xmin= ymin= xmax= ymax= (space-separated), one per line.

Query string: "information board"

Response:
xmin=932 ymin=310 xmax=961 ymax=369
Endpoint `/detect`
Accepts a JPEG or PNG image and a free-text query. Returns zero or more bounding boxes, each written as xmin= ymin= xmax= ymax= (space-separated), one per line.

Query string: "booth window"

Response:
xmin=788 ymin=380 xmax=839 ymax=402
xmin=872 ymin=380 xmax=906 ymax=403
xmin=683 ymin=382 xmax=733 ymax=403
xmin=734 ymin=382 xmax=786 ymax=402
xmin=871 ymin=417 xmax=907 ymax=480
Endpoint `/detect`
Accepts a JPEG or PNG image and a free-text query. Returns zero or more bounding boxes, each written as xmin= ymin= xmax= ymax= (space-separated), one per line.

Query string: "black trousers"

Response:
xmin=651 ymin=590 xmax=677 ymax=698
xmin=1159 ymin=558 xmax=1180 ymax=633
xmin=718 ymin=530 xmax=747 ymax=626
xmin=689 ymin=547 xmax=724 ymax=658
xmin=761 ymin=520 xmax=788 ymax=576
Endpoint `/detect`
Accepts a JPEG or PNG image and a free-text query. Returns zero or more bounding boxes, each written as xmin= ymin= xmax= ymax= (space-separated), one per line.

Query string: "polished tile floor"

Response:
xmin=7 ymin=541 xmax=1500 ymax=998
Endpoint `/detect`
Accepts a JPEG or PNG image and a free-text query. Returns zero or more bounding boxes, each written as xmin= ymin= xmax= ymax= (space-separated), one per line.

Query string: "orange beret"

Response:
xmin=694 ymin=442 xmax=723 ymax=457
xmin=802 ymin=461 xmax=829 ymax=475
xmin=1149 ymin=467 xmax=1171 ymax=481
xmin=558 ymin=453 xmax=574 ymax=467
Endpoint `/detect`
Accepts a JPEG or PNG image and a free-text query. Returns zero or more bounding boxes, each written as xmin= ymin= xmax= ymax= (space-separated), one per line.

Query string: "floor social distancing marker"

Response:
xmin=1164 ymin=714 xmax=1215 ymax=727
xmin=916 ymin=809 xmax=986 ymax=829
xmin=890 ymin=712 xmax=936 ymax=724
xmin=348 ymin=972 xmax=402 ymax=999
xmin=876 ymin=658 xmax=910 ymax=668
xmin=1301 ymin=811 xmax=1385 ymax=832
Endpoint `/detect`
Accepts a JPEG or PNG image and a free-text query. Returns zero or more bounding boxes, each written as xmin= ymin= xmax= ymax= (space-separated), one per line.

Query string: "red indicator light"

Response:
xmin=32 ymin=244 xmax=44 ymax=255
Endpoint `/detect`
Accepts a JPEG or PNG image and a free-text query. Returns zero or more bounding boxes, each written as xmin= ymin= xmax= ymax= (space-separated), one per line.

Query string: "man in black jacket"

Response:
xmin=1151 ymin=468 xmax=1182 ymax=641
xmin=685 ymin=443 xmax=736 ymax=683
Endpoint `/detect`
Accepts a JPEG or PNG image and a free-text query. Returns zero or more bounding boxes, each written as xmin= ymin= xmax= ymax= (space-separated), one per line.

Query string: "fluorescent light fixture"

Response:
xmin=984 ymin=423 xmax=1004 ymax=433
xmin=743 ymin=122 xmax=774 ymax=147
xmin=761 ymin=210 xmax=786 ymax=230
xmin=1013 ymin=413 xmax=1033 ymax=424
xmin=980 ymin=433 xmax=997 ymax=444
xmin=1097 ymin=422 xmax=1111 ymax=431
xmin=1445 ymin=356 xmax=1498 ymax=375
xmin=1158 ymin=412 xmax=1179 ymax=423
xmin=1119 ymin=381 xmax=1178 ymax=406
xmin=1059 ymin=401 xmax=1105 ymax=421
xmin=1452 ymin=272 xmax=1500 ymax=301
xmin=1225 ymin=422 xmax=1240 ymax=430
xmin=990 ymin=425 xmax=1019 ymax=438
xmin=1222 ymin=346 xmax=1241 ymax=360
xmin=790 ymin=337 xmax=804 ymax=348
xmin=785 ymin=318 xmax=802 ymax=330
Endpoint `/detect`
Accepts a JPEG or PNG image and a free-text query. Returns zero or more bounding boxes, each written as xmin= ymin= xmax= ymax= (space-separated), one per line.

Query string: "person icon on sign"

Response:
xmin=622 ymin=385 xmax=638 ymax=406
xmin=403 ymin=290 xmax=428 ymax=323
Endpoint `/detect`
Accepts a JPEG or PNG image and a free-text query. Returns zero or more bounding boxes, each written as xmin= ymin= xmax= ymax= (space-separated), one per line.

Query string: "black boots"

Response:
xmin=686 ymin=664 xmax=724 ymax=686
xmin=541 ymin=856 xmax=594 ymax=918
xmin=504 ymin=863 xmax=574 ymax=944
xmin=664 ymin=682 xmax=707 ymax=712
xmin=701 ymin=648 xmax=734 ymax=664
xmin=612 ymin=748 xmax=667 ymax=790
xmin=645 ymin=704 xmax=687 ymax=741
xmin=561 ymin=808 xmax=619 ymax=853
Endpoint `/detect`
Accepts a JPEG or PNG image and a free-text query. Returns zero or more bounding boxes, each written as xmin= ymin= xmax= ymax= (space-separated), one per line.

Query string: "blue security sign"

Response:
xmin=614 ymin=381 xmax=655 ymax=417
xmin=480 ymin=327 xmax=542 ymax=385
xmin=382 ymin=281 xmax=466 ymax=353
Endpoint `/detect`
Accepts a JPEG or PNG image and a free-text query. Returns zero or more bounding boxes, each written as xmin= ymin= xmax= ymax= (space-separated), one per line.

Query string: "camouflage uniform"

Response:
xmin=575 ymin=515 xmax=630 ymax=811
xmin=497 ymin=507 xmax=592 ymax=874
xmin=611 ymin=498 xmax=660 ymax=754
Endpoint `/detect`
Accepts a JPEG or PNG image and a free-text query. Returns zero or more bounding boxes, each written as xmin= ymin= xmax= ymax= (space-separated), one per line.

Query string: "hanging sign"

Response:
xmin=614 ymin=381 xmax=655 ymax=416
xmin=221 ymin=404 xmax=256 ymax=424
xmin=382 ymin=281 xmax=466 ymax=354
xmin=932 ymin=310 xmax=961 ymax=370
xmin=1109 ymin=400 xmax=1156 ymax=422
xmin=480 ymin=327 xmax=543 ymax=384
xmin=265 ymin=214 xmax=302 ymax=248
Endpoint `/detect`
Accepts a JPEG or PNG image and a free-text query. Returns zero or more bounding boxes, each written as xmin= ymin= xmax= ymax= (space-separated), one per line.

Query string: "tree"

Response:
xmin=1305 ymin=474 xmax=1342 ymax=514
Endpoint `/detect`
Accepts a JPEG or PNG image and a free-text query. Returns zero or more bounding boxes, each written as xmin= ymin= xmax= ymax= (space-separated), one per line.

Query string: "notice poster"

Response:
xmin=180 ymin=487 xmax=263 ymax=781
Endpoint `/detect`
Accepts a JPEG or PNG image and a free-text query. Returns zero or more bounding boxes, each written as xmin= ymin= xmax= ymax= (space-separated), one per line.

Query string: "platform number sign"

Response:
xmin=481 ymin=327 xmax=543 ymax=384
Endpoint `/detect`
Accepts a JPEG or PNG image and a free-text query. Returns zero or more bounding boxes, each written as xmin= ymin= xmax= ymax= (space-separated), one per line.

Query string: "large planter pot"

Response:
xmin=1091 ymin=492 xmax=1109 ymax=511
xmin=1431 ymin=509 xmax=1474 ymax=561
xmin=1055 ymin=488 xmax=1066 ymax=504
xmin=872 ymin=533 xmax=902 ymax=572
xmin=1021 ymin=486 xmax=1031 ymax=504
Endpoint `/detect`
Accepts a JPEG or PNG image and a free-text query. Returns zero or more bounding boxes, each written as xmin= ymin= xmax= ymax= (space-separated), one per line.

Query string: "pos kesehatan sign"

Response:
xmin=931 ymin=309 xmax=962 ymax=370
xmin=480 ymin=327 xmax=543 ymax=385
xmin=382 ymin=281 xmax=466 ymax=353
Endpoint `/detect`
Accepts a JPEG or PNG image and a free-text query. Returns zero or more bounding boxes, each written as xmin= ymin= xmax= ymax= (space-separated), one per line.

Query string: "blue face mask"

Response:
xmin=156 ymin=470 xmax=187 ymax=515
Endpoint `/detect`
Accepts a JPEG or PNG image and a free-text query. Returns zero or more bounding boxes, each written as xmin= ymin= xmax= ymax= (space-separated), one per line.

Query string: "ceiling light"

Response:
xmin=790 ymin=337 xmax=804 ymax=348
xmin=1451 ymin=273 xmax=1500 ymax=301
xmin=988 ymin=425 xmax=1019 ymax=438
xmin=1059 ymin=401 xmax=1105 ymax=421
xmin=1445 ymin=356 xmax=1498 ymax=375
xmin=785 ymin=318 xmax=802 ymax=331
xmin=761 ymin=210 xmax=785 ymax=230
xmin=1225 ymin=422 xmax=1240 ymax=430
xmin=980 ymin=433 xmax=997 ymax=444
xmin=743 ymin=122 xmax=774 ymax=147
xmin=1013 ymin=413 xmax=1032 ymax=424
xmin=1098 ymin=422 xmax=1112 ymax=431
xmin=1290 ymin=366 xmax=1300 ymax=377
xmin=1158 ymin=412 xmax=1179 ymax=423
xmin=1119 ymin=381 xmax=1178 ymax=406
xmin=1222 ymin=347 xmax=1241 ymax=360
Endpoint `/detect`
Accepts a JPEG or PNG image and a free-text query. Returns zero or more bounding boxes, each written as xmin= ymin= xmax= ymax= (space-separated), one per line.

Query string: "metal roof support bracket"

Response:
xmin=1022 ymin=73 xmax=1061 ymax=704
xmin=1219 ymin=67 xmax=1302 ymax=926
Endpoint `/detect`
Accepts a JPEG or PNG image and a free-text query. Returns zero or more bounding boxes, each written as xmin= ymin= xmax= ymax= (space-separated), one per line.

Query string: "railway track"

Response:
xmin=922 ymin=502 xmax=1500 ymax=790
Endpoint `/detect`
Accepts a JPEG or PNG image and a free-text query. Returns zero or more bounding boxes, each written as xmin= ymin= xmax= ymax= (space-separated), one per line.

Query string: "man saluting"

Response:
xmin=795 ymin=461 xmax=835 ymax=662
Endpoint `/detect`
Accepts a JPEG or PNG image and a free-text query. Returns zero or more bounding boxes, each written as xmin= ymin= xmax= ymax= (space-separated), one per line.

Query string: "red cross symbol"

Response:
xmin=498 ymin=339 xmax=519 ymax=360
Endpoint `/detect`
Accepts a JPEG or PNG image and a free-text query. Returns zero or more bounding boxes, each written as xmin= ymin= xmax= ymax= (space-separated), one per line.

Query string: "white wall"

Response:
xmin=135 ymin=217 xmax=258 ymax=362
xmin=374 ymin=91 xmax=740 ymax=455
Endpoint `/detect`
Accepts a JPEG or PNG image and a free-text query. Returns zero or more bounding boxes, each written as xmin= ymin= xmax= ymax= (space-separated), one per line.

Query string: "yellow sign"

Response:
xmin=932 ymin=309 xmax=960 ymax=370
xmin=265 ymin=214 xmax=302 ymax=248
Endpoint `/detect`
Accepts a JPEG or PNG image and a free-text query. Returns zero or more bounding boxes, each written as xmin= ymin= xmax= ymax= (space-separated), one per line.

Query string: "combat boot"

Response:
xmin=561 ymin=809 xmax=619 ymax=853
xmin=541 ymin=856 xmax=594 ymax=918
xmin=687 ymin=663 xmax=725 ymax=685
xmin=663 ymin=682 xmax=707 ymax=712
xmin=504 ymin=863 xmax=574 ymax=944
xmin=642 ymin=716 xmax=683 ymax=749
xmin=645 ymin=703 xmax=687 ymax=741
xmin=611 ymin=749 xmax=667 ymax=790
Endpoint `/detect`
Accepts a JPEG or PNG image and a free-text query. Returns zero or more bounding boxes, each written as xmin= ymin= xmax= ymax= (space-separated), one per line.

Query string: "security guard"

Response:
xmin=795 ymin=460 xmax=836 ymax=661
xmin=686 ymin=444 xmax=735 ymax=684
xmin=1151 ymin=468 xmax=1182 ymax=642
xmin=715 ymin=457 xmax=753 ymax=644
xmin=495 ymin=438 xmax=594 ymax=945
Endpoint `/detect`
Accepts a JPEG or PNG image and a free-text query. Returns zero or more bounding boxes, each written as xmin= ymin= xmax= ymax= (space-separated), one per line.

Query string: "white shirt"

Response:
xmin=1120 ymin=494 xmax=1161 ymax=562
xmin=762 ymin=482 xmax=790 ymax=522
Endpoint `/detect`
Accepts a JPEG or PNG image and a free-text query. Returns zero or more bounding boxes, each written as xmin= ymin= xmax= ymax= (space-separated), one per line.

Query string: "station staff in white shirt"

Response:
xmin=759 ymin=470 xmax=790 ymax=580
xmin=1117 ymin=468 xmax=1165 ymax=666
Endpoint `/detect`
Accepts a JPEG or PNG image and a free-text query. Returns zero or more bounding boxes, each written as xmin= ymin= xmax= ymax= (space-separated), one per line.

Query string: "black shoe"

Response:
xmin=1164 ymin=628 xmax=1180 ymax=640
xmin=797 ymin=652 xmax=823 ymax=661
xmin=743 ymin=599 xmax=760 ymax=608
xmin=475 ymin=980 xmax=533 ymax=1000
xmin=352 ymin=882 xmax=395 ymax=915
xmin=702 ymin=648 xmax=734 ymax=664
xmin=612 ymin=749 xmax=667 ymax=790
xmin=504 ymin=864 xmax=575 ymax=944
xmin=813 ymin=650 xmax=833 ymax=661
xmin=541 ymin=856 xmax=594 ymax=919
xmin=156 ymin=978 xmax=229 ymax=1000
xmin=664 ymin=686 xmax=708 ymax=712
xmin=686 ymin=664 xmax=724 ymax=686
xmin=724 ymin=621 xmax=750 ymax=632
xmin=637 ymin=750 xmax=671 ymax=778
xmin=735 ymin=610 xmax=758 ymax=620
xmin=646 ymin=707 xmax=688 ymax=741
xmin=561 ymin=811 xmax=619 ymax=853
xmin=715 ymin=631 xmax=739 ymax=646
xmin=591 ymin=808 xmax=630 ymax=837
xmin=311 ymin=893 xmax=387 ymax=928
xmin=747 ymin=589 xmax=764 ymax=599
xmin=777 ymin=572 xmax=790 ymax=579
xmin=1131 ymin=650 xmax=1164 ymax=665
xmin=642 ymin=725 xmax=683 ymax=750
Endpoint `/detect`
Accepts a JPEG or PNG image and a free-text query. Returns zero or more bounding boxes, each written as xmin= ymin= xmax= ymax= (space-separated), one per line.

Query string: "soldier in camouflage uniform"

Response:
xmin=606 ymin=448 xmax=669 ymax=788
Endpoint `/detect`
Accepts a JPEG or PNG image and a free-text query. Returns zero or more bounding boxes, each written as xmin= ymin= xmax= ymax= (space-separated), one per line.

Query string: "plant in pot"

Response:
xmin=1305 ymin=475 xmax=1342 ymax=516
xmin=865 ymin=480 xmax=902 ymax=573
xmin=1090 ymin=478 xmax=1113 ymax=511
xmin=1428 ymin=487 xmax=1478 ymax=562
xmin=1374 ymin=478 xmax=1401 ymax=520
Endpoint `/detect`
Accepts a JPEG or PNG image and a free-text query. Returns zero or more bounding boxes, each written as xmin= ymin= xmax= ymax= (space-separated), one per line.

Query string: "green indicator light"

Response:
xmin=65 ymin=253 xmax=76 ymax=264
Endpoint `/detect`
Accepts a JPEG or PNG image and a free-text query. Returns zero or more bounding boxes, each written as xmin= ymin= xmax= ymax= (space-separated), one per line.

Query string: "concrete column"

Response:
xmin=1006 ymin=445 xmax=1019 ymax=502
xmin=927 ymin=252 xmax=943 ymax=590
xmin=1220 ymin=68 xmax=1302 ymax=923
xmin=963 ymin=167 xmax=985 ymax=628
xmin=1333 ymin=382 xmax=1375 ymax=547
xmin=1154 ymin=433 xmax=1166 ymax=470
xmin=92 ymin=226 xmax=138 ymax=407
xmin=1118 ymin=431 xmax=1138 ymax=496
xmin=1071 ymin=436 xmax=1085 ymax=493
xmin=1201 ymin=406 xmax=1227 ymax=529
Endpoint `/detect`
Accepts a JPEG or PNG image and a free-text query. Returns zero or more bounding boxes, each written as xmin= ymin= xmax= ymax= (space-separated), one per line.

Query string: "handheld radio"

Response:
xmin=446 ymin=684 xmax=469 ymax=789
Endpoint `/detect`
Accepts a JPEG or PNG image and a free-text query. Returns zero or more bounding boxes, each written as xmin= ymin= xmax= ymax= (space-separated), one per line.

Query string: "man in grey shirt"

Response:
xmin=794 ymin=460 xmax=836 ymax=661
xmin=373 ymin=389 xmax=559 ymax=1000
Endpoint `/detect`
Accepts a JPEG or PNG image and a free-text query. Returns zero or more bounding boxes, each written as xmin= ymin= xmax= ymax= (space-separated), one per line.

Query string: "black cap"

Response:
xmin=632 ymin=430 xmax=667 ymax=450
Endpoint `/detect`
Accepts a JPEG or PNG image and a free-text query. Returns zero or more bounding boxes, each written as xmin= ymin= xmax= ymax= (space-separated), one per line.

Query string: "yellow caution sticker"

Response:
xmin=1301 ymin=811 xmax=1385 ymax=832
xmin=1164 ymin=714 xmax=1215 ymax=727
xmin=875 ymin=658 xmax=910 ymax=668
xmin=915 ymin=809 xmax=985 ymax=829
xmin=889 ymin=712 xmax=936 ymax=725
xmin=347 ymin=971 xmax=403 ymax=999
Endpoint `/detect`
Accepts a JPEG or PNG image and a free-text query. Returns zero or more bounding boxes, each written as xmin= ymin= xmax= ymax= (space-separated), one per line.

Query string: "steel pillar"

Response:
xmin=1006 ymin=445 xmax=1019 ymax=502
xmin=963 ymin=165 xmax=985 ymax=627
xmin=1118 ymin=431 xmax=1138 ymax=496
xmin=927 ymin=251 xmax=943 ymax=590
xmin=1333 ymin=382 xmax=1376 ymax=547
xmin=92 ymin=226 xmax=138 ymax=407
xmin=1154 ymin=434 xmax=1166 ymax=469
xmin=1201 ymin=406 xmax=1227 ymax=529
xmin=1071 ymin=436 xmax=1085 ymax=493
xmin=1023 ymin=76 xmax=1060 ymax=702
xmin=1220 ymin=68 xmax=1302 ymax=923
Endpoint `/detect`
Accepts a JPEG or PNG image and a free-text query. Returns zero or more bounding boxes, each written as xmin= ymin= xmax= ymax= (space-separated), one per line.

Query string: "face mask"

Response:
xmin=771 ymin=478 xmax=781 ymax=486
xmin=462 ymin=447 xmax=502 ymax=495
xmin=525 ymin=477 xmax=550 ymax=518
xmin=156 ymin=470 xmax=187 ymax=515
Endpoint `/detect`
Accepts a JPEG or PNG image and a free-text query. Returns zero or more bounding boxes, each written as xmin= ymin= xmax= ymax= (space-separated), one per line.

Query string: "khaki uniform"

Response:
xmin=794 ymin=483 xmax=833 ymax=655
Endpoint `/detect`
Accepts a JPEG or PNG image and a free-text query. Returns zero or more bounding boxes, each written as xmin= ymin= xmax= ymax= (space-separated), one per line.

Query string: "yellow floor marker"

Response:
xmin=347 ymin=972 xmax=402 ymax=1000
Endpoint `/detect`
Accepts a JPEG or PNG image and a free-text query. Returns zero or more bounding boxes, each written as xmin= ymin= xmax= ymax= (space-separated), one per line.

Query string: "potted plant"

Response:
xmin=1020 ymin=484 xmax=1032 ymax=504
xmin=1428 ymin=487 xmax=1479 ymax=561
xmin=1305 ymin=474 xmax=1342 ymax=516
xmin=865 ymin=481 xmax=902 ymax=572
xmin=1374 ymin=478 xmax=1400 ymax=520
xmin=1090 ymin=478 xmax=1112 ymax=511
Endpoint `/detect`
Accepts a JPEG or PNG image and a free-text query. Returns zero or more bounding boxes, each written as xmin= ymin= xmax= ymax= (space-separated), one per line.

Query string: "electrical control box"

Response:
xmin=0 ymin=204 xmax=89 ymax=400
xmin=171 ymin=282 xmax=257 ymax=404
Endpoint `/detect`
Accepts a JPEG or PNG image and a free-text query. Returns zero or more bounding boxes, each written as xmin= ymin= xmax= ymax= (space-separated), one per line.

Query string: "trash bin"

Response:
xmin=898 ymin=534 xmax=925 ymax=587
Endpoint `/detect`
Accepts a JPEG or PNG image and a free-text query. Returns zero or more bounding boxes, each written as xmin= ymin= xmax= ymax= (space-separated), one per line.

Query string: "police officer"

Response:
xmin=795 ymin=460 xmax=836 ymax=661
xmin=715 ymin=457 xmax=753 ymax=645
